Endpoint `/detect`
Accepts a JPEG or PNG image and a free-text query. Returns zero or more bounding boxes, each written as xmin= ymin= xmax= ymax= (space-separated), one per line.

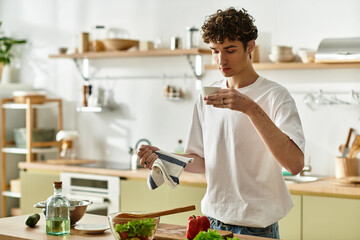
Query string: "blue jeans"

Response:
xmin=208 ymin=217 xmax=280 ymax=239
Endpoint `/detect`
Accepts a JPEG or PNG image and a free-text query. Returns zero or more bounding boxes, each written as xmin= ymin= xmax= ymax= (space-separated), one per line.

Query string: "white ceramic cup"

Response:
xmin=201 ymin=86 xmax=221 ymax=97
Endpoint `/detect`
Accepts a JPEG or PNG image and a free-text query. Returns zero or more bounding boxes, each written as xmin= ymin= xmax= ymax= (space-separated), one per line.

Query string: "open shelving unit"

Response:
xmin=50 ymin=49 xmax=360 ymax=112
xmin=50 ymin=49 xmax=360 ymax=71
xmin=50 ymin=48 xmax=213 ymax=112
xmin=205 ymin=62 xmax=360 ymax=70
xmin=49 ymin=48 xmax=212 ymax=59
xmin=1 ymin=97 xmax=63 ymax=217
xmin=49 ymin=48 xmax=212 ymax=81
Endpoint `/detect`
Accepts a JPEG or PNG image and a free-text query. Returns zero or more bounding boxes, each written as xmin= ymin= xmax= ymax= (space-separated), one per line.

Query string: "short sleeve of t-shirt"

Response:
xmin=273 ymin=97 xmax=305 ymax=153
xmin=185 ymin=96 xmax=205 ymax=158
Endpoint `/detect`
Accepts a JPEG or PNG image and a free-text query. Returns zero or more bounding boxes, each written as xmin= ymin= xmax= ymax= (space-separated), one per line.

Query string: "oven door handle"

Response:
xmin=69 ymin=195 xmax=111 ymax=211
xmin=68 ymin=195 xmax=110 ymax=205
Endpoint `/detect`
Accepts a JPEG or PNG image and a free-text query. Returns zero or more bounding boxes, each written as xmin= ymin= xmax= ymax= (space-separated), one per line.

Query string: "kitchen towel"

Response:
xmin=147 ymin=150 xmax=193 ymax=190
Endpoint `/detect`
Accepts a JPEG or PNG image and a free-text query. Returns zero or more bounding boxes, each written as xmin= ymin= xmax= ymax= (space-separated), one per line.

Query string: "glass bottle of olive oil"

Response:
xmin=45 ymin=181 xmax=70 ymax=235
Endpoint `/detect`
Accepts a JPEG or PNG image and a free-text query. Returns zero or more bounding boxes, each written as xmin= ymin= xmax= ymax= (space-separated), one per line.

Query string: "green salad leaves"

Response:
xmin=114 ymin=218 xmax=156 ymax=238
xmin=192 ymin=230 xmax=223 ymax=239
xmin=190 ymin=230 xmax=241 ymax=240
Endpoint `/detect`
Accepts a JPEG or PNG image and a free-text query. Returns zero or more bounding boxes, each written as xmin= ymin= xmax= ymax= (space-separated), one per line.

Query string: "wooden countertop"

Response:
xmin=0 ymin=214 xmax=271 ymax=240
xmin=18 ymin=159 xmax=207 ymax=186
xmin=0 ymin=214 xmax=112 ymax=240
xmin=18 ymin=160 xmax=360 ymax=198
xmin=286 ymin=177 xmax=360 ymax=199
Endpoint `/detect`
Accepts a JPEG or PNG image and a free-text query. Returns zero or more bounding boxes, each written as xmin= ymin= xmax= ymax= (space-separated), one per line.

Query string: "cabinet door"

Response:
xmin=164 ymin=183 xmax=206 ymax=225
xmin=279 ymin=194 xmax=302 ymax=240
xmin=20 ymin=170 xmax=60 ymax=214
xmin=303 ymin=195 xmax=360 ymax=240
xmin=120 ymin=179 xmax=206 ymax=225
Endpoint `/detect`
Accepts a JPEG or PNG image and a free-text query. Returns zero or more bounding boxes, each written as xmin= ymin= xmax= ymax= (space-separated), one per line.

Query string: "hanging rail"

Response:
xmin=300 ymin=89 xmax=360 ymax=109
xmin=73 ymin=54 xmax=203 ymax=82
xmin=80 ymin=74 xmax=195 ymax=81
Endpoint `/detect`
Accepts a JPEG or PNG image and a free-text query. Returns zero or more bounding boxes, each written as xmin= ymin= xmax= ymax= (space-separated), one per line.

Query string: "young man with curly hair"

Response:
xmin=138 ymin=8 xmax=305 ymax=239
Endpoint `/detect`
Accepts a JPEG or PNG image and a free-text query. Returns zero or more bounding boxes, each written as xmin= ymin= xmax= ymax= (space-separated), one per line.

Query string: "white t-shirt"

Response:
xmin=185 ymin=76 xmax=305 ymax=228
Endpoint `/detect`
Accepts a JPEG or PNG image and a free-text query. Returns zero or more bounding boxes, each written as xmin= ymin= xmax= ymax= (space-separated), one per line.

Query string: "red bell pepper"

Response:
xmin=186 ymin=215 xmax=211 ymax=239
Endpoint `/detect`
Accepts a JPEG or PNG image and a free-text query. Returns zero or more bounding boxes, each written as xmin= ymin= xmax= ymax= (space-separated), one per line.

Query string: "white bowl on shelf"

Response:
xmin=268 ymin=53 xmax=295 ymax=63
xmin=298 ymin=49 xmax=316 ymax=63
xmin=271 ymin=45 xmax=293 ymax=55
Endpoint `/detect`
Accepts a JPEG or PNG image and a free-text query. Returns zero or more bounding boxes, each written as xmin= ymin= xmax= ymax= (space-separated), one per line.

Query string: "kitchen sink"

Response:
xmin=283 ymin=175 xmax=323 ymax=183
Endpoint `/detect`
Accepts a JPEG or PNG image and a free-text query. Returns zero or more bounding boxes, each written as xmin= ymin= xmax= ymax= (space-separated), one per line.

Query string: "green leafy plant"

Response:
xmin=0 ymin=21 xmax=27 ymax=65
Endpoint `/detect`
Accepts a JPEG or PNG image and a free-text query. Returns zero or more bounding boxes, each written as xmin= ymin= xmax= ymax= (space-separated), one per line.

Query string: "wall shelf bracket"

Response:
xmin=73 ymin=58 xmax=90 ymax=83
xmin=186 ymin=54 xmax=203 ymax=80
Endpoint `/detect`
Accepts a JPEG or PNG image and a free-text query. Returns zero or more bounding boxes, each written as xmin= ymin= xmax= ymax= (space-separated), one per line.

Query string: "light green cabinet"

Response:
xmin=279 ymin=194 xmax=360 ymax=240
xmin=120 ymin=179 xmax=206 ymax=225
xmin=279 ymin=194 xmax=302 ymax=240
xmin=303 ymin=195 xmax=360 ymax=240
xmin=20 ymin=170 xmax=60 ymax=214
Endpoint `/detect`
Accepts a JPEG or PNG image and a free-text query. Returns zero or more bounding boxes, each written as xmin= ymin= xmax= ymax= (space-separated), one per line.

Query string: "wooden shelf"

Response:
xmin=204 ymin=62 xmax=360 ymax=70
xmin=49 ymin=48 xmax=212 ymax=59
xmin=1 ymin=97 xmax=63 ymax=217
xmin=2 ymin=190 xmax=21 ymax=198
xmin=2 ymin=146 xmax=59 ymax=154
xmin=2 ymin=102 xmax=59 ymax=109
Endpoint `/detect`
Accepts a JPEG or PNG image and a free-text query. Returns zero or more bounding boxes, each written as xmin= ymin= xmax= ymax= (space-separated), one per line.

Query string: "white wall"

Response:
xmin=1 ymin=0 xmax=360 ymax=176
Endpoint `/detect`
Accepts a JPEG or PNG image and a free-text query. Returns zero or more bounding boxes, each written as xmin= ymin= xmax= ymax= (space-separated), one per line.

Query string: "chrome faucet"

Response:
xmin=300 ymin=157 xmax=312 ymax=176
xmin=300 ymin=165 xmax=312 ymax=176
xmin=130 ymin=138 xmax=152 ymax=170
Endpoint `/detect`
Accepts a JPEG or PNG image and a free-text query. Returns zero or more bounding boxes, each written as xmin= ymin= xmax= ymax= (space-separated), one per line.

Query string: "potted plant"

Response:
xmin=0 ymin=21 xmax=27 ymax=82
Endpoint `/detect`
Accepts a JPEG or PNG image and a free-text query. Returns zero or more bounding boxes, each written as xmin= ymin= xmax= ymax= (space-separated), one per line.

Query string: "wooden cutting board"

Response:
xmin=330 ymin=176 xmax=360 ymax=187
xmin=154 ymin=223 xmax=233 ymax=240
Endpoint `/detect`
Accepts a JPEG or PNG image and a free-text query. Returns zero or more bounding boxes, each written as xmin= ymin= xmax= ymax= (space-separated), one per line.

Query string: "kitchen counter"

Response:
xmin=286 ymin=176 xmax=360 ymax=198
xmin=18 ymin=159 xmax=207 ymax=186
xmin=0 ymin=214 xmax=271 ymax=240
xmin=18 ymin=160 xmax=360 ymax=198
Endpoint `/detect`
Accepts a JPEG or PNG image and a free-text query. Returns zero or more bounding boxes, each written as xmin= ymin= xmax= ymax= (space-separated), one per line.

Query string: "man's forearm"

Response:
xmin=175 ymin=153 xmax=205 ymax=174
xmin=247 ymin=102 xmax=304 ymax=175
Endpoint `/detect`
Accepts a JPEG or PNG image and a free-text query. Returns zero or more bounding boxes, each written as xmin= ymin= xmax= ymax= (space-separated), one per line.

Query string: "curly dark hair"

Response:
xmin=201 ymin=8 xmax=258 ymax=49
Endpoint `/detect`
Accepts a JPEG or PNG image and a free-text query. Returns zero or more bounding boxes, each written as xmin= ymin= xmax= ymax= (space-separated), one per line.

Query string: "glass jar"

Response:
xmin=92 ymin=25 xmax=107 ymax=51
xmin=46 ymin=181 xmax=70 ymax=236
xmin=185 ymin=26 xmax=199 ymax=49
xmin=60 ymin=139 xmax=76 ymax=159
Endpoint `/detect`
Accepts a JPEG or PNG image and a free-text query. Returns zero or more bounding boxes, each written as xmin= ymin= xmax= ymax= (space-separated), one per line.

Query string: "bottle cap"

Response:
xmin=53 ymin=181 xmax=62 ymax=189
